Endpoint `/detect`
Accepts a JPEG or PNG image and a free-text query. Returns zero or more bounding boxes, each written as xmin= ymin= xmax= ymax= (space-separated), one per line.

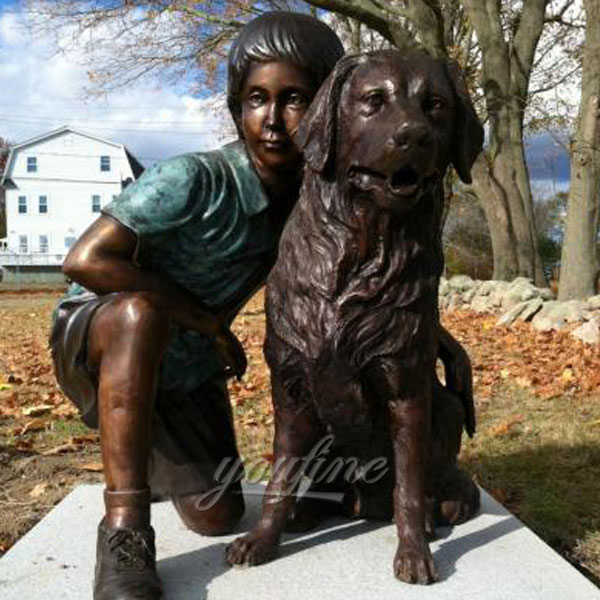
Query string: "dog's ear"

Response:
xmin=295 ymin=54 xmax=363 ymax=176
xmin=445 ymin=60 xmax=484 ymax=184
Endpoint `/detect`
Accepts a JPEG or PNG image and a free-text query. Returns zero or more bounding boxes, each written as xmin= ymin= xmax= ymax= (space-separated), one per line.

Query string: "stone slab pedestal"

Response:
xmin=0 ymin=483 xmax=598 ymax=599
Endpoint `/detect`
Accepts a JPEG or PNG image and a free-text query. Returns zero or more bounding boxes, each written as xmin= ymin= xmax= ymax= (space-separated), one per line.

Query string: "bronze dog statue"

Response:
xmin=227 ymin=50 xmax=484 ymax=585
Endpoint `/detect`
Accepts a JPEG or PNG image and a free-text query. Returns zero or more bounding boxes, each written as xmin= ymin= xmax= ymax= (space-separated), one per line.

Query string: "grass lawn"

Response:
xmin=0 ymin=289 xmax=598 ymax=587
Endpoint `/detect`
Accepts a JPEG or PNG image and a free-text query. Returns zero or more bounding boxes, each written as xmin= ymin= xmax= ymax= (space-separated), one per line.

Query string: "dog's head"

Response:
xmin=295 ymin=50 xmax=483 ymax=213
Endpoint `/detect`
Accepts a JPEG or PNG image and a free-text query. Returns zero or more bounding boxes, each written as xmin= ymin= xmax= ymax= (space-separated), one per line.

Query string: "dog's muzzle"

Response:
xmin=348 ymin=165 xmax=435 ymax=201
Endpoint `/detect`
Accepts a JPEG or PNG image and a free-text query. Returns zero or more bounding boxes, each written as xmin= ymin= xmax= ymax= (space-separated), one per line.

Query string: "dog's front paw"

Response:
xmin=225 ymin=529 xmax=279 ymax=567
xmin=393 ymin=541 xmax=436 ymax=585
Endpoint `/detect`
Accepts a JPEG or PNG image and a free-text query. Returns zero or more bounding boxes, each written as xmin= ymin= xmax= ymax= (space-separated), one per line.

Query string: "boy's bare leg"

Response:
xmin=88 ymin=292 xmax=169 ymax=519
xmin=86 ymin=291 xmax=169 ymax=600
xmin=172 ymin=482 xmax=245 ymax=536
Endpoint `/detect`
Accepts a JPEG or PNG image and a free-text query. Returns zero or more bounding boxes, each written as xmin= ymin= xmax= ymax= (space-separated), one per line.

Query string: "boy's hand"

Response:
xmin=214 ymin=326 xmax=247 ymax=381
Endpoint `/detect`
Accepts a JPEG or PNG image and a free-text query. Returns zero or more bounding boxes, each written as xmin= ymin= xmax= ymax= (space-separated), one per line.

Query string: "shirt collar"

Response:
xmin=220 ymin=140 xmax=270 ymax=216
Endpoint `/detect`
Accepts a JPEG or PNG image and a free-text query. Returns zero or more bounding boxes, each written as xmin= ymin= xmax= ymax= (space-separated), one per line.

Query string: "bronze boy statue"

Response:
xmin=50 ymin=11 xmax=472 ymax=600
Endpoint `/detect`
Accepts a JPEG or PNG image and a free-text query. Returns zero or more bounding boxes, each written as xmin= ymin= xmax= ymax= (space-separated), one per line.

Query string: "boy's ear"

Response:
xmin=295 ymin=54 xmax=363 ymax=177
xmin=445 ymin=60 xmax=484 ymax=184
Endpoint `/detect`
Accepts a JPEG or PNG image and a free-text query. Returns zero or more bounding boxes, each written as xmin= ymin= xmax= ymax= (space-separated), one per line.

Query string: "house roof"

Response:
xmin=0 ymin=126 xmax=144 ymax=186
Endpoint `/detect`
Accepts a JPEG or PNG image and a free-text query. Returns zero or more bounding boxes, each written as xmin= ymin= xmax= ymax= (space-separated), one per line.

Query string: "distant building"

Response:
xmin=0 ymin=126 xmax=143 ymax=283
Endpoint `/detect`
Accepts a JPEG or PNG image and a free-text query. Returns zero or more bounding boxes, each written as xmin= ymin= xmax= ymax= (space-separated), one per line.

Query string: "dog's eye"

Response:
xmin=426 ymin=96 xmax=447 ymax=112
xmin=361 ymin=91 xmax=385 ymax=112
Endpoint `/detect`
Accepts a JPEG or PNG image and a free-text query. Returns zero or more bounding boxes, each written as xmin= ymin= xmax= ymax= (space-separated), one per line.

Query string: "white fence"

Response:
xmin=0 ymin=252 xmax=65 ymax=267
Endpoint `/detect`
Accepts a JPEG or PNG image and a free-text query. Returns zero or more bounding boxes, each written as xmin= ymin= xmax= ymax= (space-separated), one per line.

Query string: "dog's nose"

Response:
xmin=392 ymin=122 xmax=432 ymax=149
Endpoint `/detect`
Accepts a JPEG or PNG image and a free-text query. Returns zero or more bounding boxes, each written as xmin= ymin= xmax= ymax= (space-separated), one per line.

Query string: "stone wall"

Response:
xmin=440 ymin=275 xmax=600 ymax=344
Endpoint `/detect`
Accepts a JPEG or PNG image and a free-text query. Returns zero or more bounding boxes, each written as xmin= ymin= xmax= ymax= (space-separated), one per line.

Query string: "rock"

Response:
xmin=588 ymin=295 xmax=600 ymax=310
xmin=532 ymin=301 xmax=563 ymax=331
xmin=462 ymin=288 xmax=477 ymax=303
xmin=476 ymin=281 xmax=494 ymax=296
xmin=439 ymin=278 xmax=450 ymax=296
xmin=477 ymin=280 xmax=509 ymax=297
xmin=471 ymin=295 xmax=496 ymax=313
xmin=531 ymin=300 xmax=587 ymax=332
xmin=538 ymin=288 xmax=555 ymax=301
xmin=497 ymin=298 xmax=544 ymax=327
xmin=561 ymin=300 xmax=588 ymax=322
xmin=501 ymin=280 xmax=540 ymax=310
xmin=509 ymin=276 xmax=535 ymax=287
xmin=532 ymin=316 xmax=562 ymax=332
xmin=488 ymin=290 xmax=506 ymax=309
xmin=501 ymin=289 xmax=537 ymax=310
xmin=447 ymin=294 xmax=463 ymax=310
xmin=520 ymin=298 xmax=545 ymax=321
xmin=448 ymin=274 xmax=475 ymax=292
xmin=497 ymin=303 xmax=527 ymax=327
xmin=571 ymin=320 xmax=600 ymax=345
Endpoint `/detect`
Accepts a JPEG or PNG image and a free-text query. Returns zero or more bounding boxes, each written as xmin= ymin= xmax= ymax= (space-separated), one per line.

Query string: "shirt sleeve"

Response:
xmin=102 ymin=153 xmax=216 ymax=238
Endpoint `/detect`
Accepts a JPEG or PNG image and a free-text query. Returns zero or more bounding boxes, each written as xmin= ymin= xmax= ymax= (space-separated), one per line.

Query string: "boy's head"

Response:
xmin=227 ymin=11 xmax=344 ymax=136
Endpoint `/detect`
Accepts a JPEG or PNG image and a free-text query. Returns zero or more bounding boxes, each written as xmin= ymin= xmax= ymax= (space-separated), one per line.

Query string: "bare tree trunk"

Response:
xmin=470 ymin=156 xmax=519 ymax=280
xmin=460 ymin=0 xmax=549 ymax=285
xmin=492 ymin=136 xmax=544 ymax=282
xmin=558 ymin=0 xmax=600 ymax=300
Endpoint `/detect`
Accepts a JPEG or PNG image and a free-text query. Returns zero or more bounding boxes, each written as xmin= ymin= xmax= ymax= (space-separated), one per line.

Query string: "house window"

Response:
xmin=27 ymin=157 xmax=37 ymax=173
xmin=100 ymin=156 xmax=111 ymax=172
xmin=64 ymin=236 xmax=77 ymax=250
xmin=18 ymin=196 xmax=27 ymax=214
xmin=39 ymin=235 xmax=49 ymax=253
xmin=92 ymin=195 xmax=101 ymax=213
xmin=19 ymin=235 xmax=28 ymax=253
xmin=39 ymin=195 xmax=48 ymax=214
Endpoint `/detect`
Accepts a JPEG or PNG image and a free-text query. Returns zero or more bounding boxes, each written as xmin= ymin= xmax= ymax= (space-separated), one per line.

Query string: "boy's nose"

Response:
xmin=265 ymin=101 xmax=284 ymax=128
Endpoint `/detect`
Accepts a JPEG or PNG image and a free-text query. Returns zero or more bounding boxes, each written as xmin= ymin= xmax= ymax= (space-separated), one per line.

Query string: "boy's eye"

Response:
xmin=287 ymin=92 xmax=308 ymax=107
xmin=246 ymin=91 xmax=266 ymax=107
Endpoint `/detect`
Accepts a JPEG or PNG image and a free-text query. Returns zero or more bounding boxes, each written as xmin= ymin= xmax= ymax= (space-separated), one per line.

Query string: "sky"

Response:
xmin=0 ymin=1 xmax=234 ymax=166
xmin=0 ymin=1 xmax=581 ymax=179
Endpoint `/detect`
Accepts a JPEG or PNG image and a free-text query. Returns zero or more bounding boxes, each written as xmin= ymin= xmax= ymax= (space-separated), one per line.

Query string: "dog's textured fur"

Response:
xmin=227 ymin=50 xmax=484 ymax=584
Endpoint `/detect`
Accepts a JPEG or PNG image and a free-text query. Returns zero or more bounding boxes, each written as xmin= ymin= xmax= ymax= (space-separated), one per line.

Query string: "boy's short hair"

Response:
xmin=227 ymin=11 xmax=345 ymax=135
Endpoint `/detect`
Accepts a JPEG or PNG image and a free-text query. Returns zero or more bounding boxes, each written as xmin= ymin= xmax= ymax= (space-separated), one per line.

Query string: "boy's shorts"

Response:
xmin=49 ymin=292 xmax=242 ymax=500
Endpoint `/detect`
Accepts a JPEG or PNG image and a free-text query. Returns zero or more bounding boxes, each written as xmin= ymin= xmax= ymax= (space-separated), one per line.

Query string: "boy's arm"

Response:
xmin=63 ymin=214 xmax=246 ymax=378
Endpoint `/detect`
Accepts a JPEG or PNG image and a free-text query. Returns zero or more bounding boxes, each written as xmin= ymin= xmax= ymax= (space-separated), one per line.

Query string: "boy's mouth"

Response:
xmin=261 ymin=134 xmax=290 ymax=150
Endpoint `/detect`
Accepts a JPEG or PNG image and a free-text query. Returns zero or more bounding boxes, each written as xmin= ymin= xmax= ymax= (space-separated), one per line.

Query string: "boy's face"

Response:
xmin=240 ymin=60 xmax=317 ymax=178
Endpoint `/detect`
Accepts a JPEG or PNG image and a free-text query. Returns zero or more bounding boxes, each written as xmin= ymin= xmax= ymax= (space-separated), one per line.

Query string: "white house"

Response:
xmin=0 ymin=126 xmax=143 ymax=280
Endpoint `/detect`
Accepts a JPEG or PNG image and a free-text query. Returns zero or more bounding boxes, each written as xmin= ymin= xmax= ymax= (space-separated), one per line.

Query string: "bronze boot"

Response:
xmin=94 ymin=489 xmax=162 ymax=600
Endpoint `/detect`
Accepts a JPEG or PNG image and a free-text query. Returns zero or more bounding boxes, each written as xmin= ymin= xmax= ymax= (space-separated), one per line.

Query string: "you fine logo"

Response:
xmin=194 ymin=434 xmax=389 ymax=511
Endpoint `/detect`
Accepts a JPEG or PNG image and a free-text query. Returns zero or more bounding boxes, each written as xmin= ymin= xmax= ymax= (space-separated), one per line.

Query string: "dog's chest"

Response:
xmin=267 ymin=181 xmax=440 ymax=362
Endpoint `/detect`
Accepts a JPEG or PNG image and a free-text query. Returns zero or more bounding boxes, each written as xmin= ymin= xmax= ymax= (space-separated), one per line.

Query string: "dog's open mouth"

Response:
xmin=387 ymin=167 xmax=422 ymax=197
xmin=348 ymin=165 xmax=425 ymax=199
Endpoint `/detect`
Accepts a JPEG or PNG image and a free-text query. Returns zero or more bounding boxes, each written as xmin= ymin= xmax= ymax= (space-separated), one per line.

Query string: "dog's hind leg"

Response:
xmin=427 ymin=380 xmax=480 ymax=528
xmin=226 ymin=371 xmax=324 ymax=567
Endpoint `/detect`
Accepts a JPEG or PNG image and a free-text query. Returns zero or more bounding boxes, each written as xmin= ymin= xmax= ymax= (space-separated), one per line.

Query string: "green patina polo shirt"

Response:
xmin=63 ymin=140 xmax=278 ymax=391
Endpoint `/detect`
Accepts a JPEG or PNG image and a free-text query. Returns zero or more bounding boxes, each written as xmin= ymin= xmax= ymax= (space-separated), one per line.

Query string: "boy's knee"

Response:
xmin=94 ymin=292 xmax=169 ymax=347
xmin=172 ymin=488 xmax=245 ymax=536
xmin=110 ymin=292 xmax=169 ymax=333
xmin=87 ymin=292 xmax=170 ymax=370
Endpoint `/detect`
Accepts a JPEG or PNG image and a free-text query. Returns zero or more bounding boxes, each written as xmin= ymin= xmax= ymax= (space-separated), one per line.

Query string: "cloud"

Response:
xmin=0 ymin=4 xmax=236 ymax=166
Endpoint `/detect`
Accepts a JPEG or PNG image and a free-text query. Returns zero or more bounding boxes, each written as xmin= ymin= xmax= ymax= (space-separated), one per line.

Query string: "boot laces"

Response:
xmin=107 ymin=528 xmax=153 ymax=570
